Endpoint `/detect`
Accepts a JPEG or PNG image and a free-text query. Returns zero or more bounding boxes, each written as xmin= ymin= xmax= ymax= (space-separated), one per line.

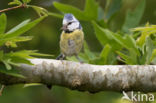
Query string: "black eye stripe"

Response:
xmin=67 ymin=21 xmax=77 ymax=25
xmin=68 ymin=22 xmax=72 ymax=25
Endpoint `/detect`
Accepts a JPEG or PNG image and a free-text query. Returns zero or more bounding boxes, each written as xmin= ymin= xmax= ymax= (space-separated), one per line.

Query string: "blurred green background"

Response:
xmin=0 ymin=0 xmax=156 ymax=103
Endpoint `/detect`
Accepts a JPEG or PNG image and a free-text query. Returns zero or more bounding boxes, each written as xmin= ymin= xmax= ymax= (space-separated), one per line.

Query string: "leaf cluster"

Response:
xmin=0 ymin=13 xmax=51 ymax=70
xmin=51 ymin=0 xmax=156 ymax=65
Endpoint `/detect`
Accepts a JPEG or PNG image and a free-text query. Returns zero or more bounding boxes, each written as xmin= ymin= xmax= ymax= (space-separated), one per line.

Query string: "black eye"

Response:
xmin=68 ymin=22 xmax=72 ymax=25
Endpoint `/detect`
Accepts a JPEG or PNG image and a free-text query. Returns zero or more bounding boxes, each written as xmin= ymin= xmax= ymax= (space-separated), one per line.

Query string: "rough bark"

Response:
xmin=0 ymin=59 xmax=156 ymax=93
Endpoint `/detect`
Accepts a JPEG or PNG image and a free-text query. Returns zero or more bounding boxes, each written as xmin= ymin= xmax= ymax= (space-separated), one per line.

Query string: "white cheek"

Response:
xmin=63 ymin=20 xmax=67 ymax=25
xmin=68 ymin=22 xmax=79 ymax=31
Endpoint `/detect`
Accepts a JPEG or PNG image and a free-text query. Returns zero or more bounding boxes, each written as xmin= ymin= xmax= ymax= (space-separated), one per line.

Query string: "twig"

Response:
xmin=0 ymin=4 xmax=27 ymax=13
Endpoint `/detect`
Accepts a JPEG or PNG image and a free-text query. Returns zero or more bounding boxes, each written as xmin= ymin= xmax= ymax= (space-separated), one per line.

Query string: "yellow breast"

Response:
xmin=60 ymin=29 xmax=84 ymax=56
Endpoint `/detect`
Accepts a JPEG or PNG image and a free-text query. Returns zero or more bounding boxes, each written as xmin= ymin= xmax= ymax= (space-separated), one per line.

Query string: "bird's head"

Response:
xmin=61 ymin=13 xmax=82 ymax=33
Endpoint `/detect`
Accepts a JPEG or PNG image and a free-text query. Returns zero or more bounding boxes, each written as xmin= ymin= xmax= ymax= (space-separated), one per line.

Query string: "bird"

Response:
xmin=56 ymin=13 xmax=84 ymax=63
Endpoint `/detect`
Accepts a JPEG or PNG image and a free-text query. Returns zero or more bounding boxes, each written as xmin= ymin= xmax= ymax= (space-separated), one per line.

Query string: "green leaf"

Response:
xmin=122 ymin=0 xmax=145 ymax=33
xmin=137 ymin=31 xmax=150 ymax=47
xmin=0 ymin=65 xmax=25 ymax=78
xmin=67 ymin=53 xmax=89 ymax=63
xmin=96 ymin=19 xmax=107 ymax=28
xmin=134 ymin=23 xmax=156 ymax=47
xmin=22 ymin=0 xmax=31 ymax=3
xmin=11 ymin=36 xmax=33 ymax=42
xmin=92 ymin=21 xmax=121 ymax=50
xmin=7 ymin=60 xmax=20 ymax=67
xmin=23 ymin=83 xmax=42 ymax=88
xmin=6 ymin=41 xmax=17 ymax=48
xmin=145 ymin=37 xmax=155 ymax=64
xmin=113 ymin=34 xmax=139 ymax=55
xmin=105 ymin=0 xmax=121 ymax=19
xmin=132 ymin=24 xmax=156 ymax=32
xmin=10 ymin=57 xmax=33 ymax=65
xmin=3 ymin=50 xmax=52 ymax=68
xmin=53 ymin=2 xmax=85 ymax=20
xmin=30 ymin=5 xmax=48 ymax=17
xmin=8 ymin=0 xmax=22 ymax=6
xmin=53 ymin=0 xmax=99 ymax=21
xmin=84 ymin=41 xmax=96 ymax=60
xmin=2 ymin=59 xmax=12 ymax=70
xmin=100 ymin=44 xmax=111 ymax=64
xmin=150 ymin=49 xmax=156 ymax=63
xmin=98 ymin=7 xmax=104 ymax=21
xmin=4 ymin=16 xmax=46 ymax=38
xmin=83 ymin=0 xmax=98 ymax=20
xmin=29 ymin=52 xmax=53 ymax=57
xmin=5 ymin=50 xmax=34 ymax=59
xmin=7 ymin=19 xmax=30 ymax=34
xmin=5 ymin=50 xmax=52 ymax=59
xmin=0 ymin=13 xmax=7 ymax=34
xmin=116 ymin=51 xmax=134 ymax=64
xmin=92 ymin=21 xmax=141 ymax=64
xmin=0 ymin=36 xmax=32 ymax=47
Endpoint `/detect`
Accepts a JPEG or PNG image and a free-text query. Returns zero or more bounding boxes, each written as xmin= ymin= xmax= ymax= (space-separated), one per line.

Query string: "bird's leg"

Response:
xmin=56 ymin=54 xmax=66 ymax=65
xmin=75 ymin=55 xmax=83 ymax=63
xmin=56 ymin=54 xmax=66 ymax=60
xmin=62 ymin=54 xmax=66 ymax=60
xmin=56 ymin=54 xmax=63 ymax=60
xmin=0 ymin=85 xmax=5 ymax=96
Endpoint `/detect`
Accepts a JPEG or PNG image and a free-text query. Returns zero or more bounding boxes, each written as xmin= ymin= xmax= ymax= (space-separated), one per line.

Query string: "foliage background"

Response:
xmin=0 ymin=0 xmax=156 ymax=103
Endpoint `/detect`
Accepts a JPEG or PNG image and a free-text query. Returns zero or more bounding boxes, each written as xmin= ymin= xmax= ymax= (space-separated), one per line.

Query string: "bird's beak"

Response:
xmin=61 ymin=24 xmax=67 ymax=31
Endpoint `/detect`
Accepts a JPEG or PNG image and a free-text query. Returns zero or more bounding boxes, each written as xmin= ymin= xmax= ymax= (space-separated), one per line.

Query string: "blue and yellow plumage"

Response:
xmin=56 ymin=13 xmax=84 ymax=62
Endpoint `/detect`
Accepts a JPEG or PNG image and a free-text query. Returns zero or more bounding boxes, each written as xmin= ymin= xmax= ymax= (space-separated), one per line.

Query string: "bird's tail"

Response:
xmin=56 ymin=54 xmax=66 ymax=60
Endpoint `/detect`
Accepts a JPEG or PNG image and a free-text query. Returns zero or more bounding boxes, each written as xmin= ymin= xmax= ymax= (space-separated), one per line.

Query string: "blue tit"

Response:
xmin=56 ymin=13 xmax=84 ymax=62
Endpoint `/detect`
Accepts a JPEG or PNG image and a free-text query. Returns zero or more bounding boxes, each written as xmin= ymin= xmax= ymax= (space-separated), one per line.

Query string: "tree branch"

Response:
xmin=0 ymin=4 xmax=26 ymax=13
xmin=0 ymin=59 xmax=156 ymax=93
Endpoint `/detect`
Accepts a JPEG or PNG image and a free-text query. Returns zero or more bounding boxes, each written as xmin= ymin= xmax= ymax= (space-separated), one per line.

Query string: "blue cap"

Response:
xmin=64 ymin=13 xmax=74 ymax=20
